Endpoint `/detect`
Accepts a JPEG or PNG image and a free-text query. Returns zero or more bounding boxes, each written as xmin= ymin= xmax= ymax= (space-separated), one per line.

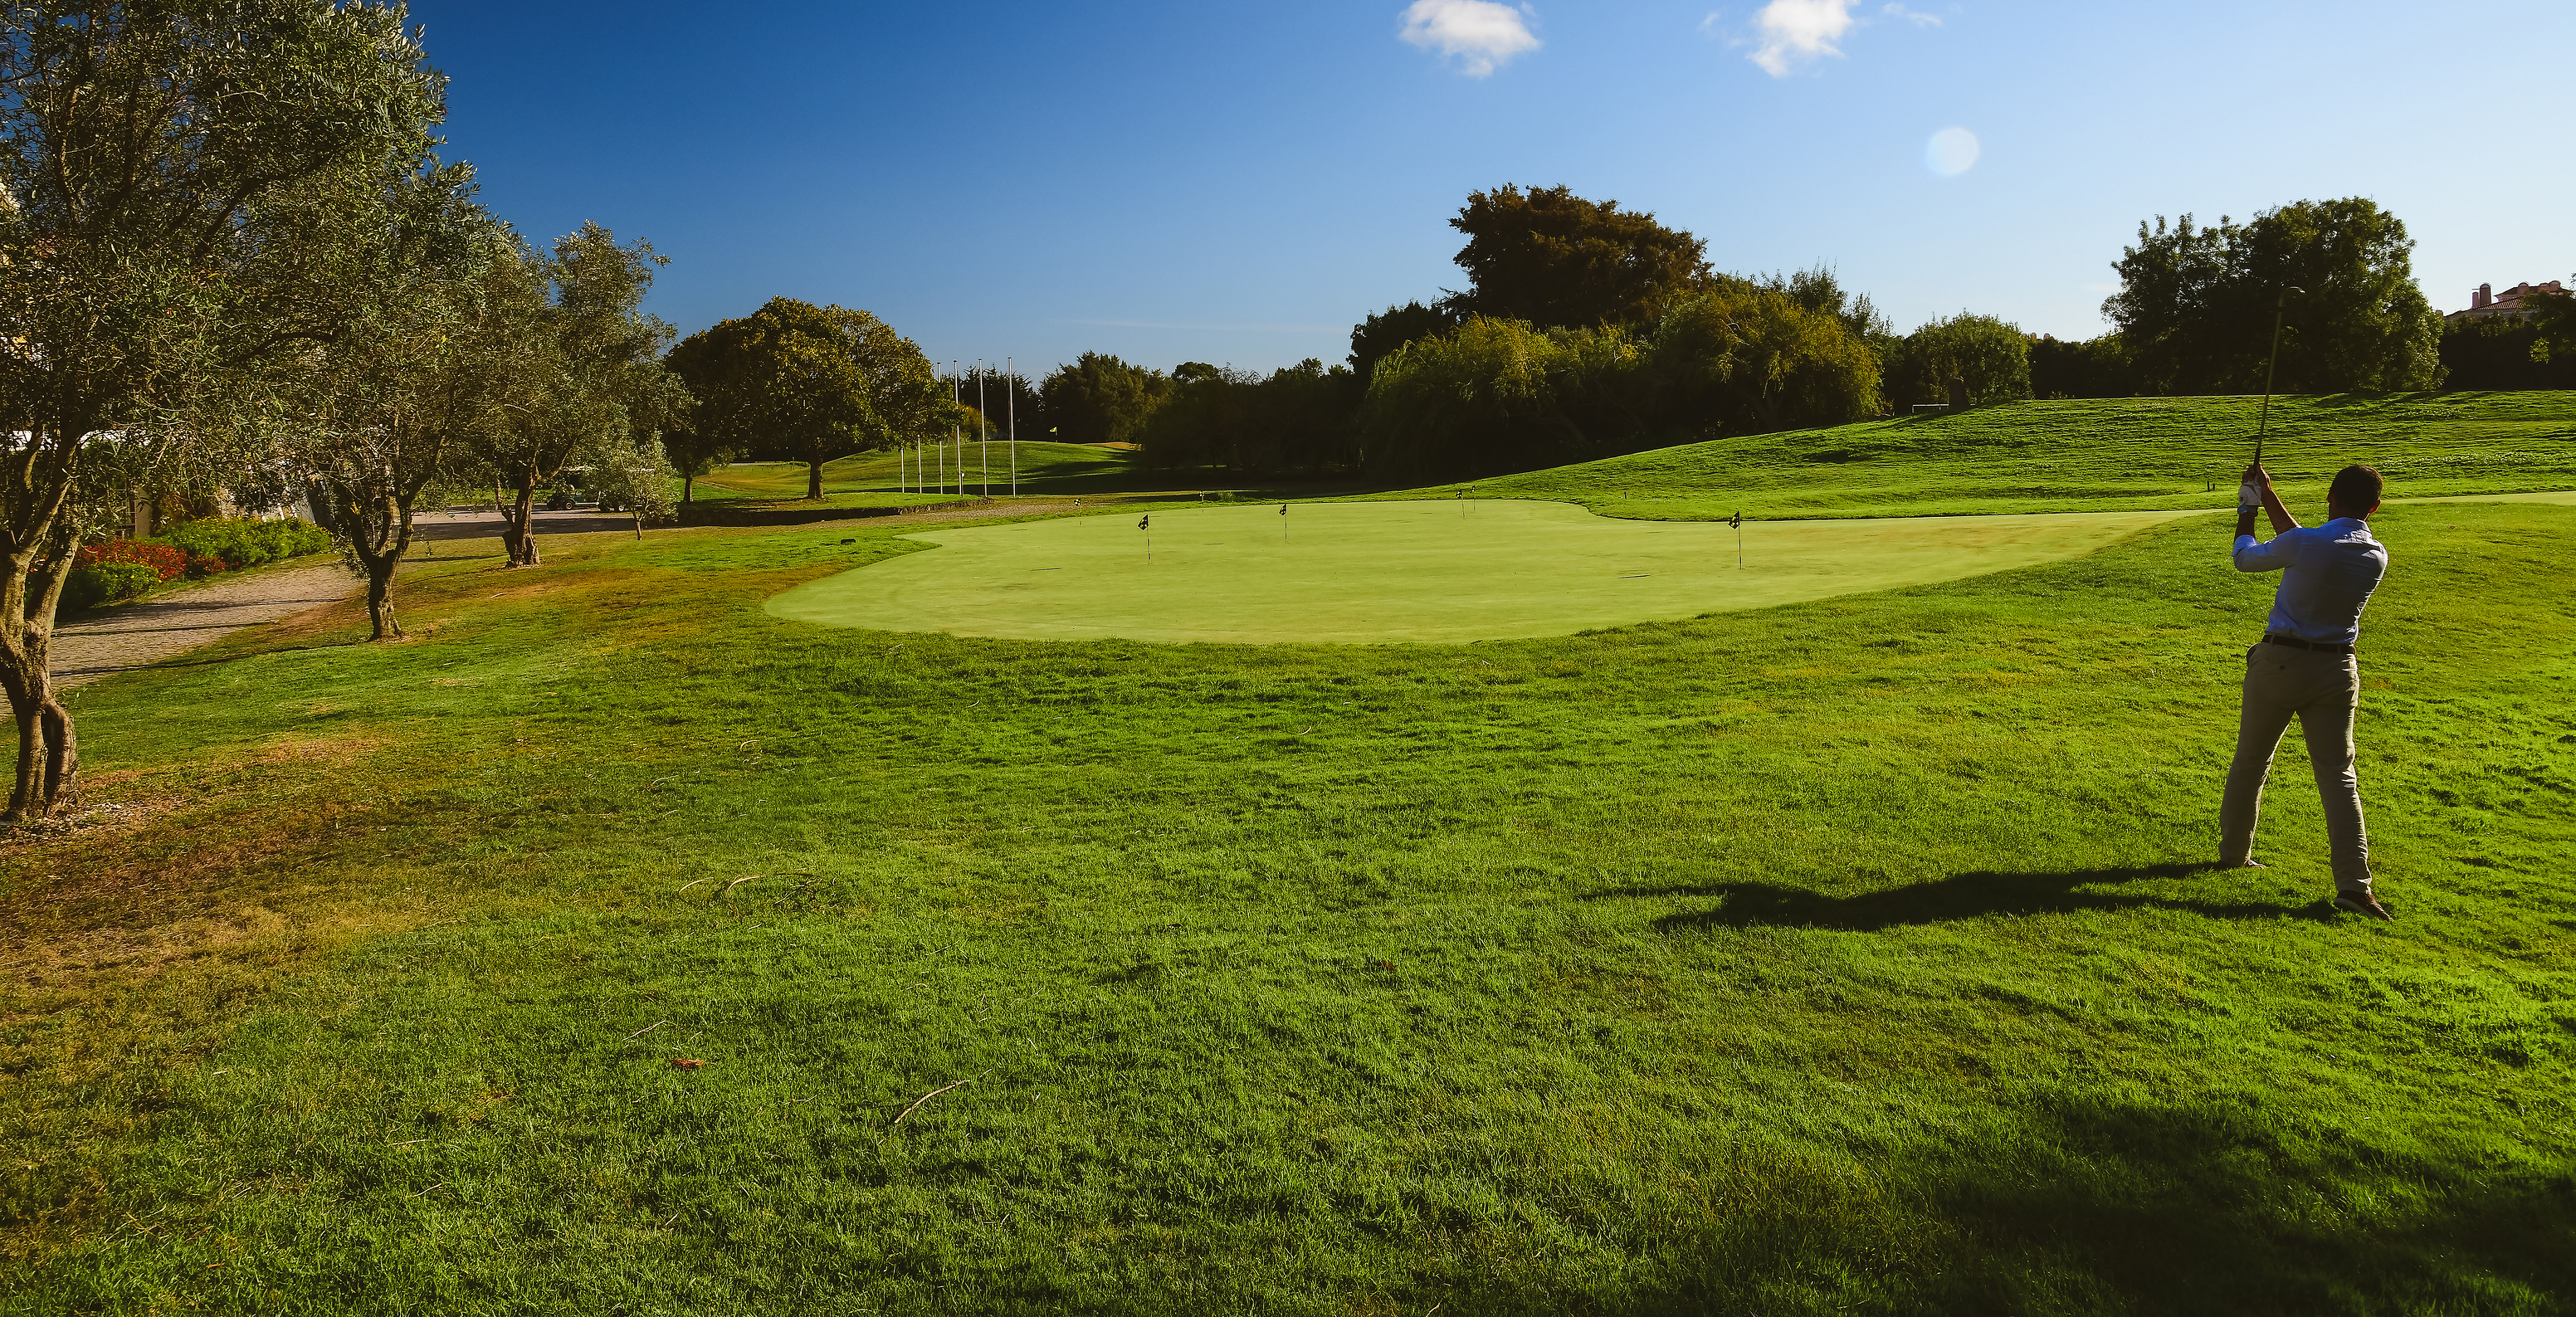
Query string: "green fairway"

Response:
xmin=1457 ymin=391 xmax=2576 ymax=519
xmin=768 ymin=499 xmax=2208 ymax=643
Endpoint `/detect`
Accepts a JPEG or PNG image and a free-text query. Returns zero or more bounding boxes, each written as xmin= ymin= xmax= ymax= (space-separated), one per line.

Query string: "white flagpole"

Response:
xmin=950 ymin=361 xmax=961 ymax=496
xmin=978 ymin=359 xmax=989 ymax=498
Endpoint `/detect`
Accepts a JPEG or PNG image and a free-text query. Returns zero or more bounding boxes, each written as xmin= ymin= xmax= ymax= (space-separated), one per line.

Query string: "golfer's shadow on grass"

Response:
xmin=1594 ymin=863 xmax=2332 ymax=932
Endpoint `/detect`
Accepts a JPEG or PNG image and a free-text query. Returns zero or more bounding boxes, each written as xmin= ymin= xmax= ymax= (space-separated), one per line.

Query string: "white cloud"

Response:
xmin=1719 ymin=0 xmax=1934 ymax=76
xmin=1398 ymin=0 xmax=1541 ymax=78
xmin=1746 ymin=0 xmax=1857 ymax=76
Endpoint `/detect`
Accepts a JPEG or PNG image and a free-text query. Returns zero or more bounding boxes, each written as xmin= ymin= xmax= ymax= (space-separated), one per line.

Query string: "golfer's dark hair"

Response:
xmin=2330 ymin=463 xmax=2384 ymax=513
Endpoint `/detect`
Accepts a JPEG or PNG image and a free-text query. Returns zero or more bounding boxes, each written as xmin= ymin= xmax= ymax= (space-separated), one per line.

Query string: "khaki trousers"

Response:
xmin=2219 ymin=643 xmax=2374 ymax=894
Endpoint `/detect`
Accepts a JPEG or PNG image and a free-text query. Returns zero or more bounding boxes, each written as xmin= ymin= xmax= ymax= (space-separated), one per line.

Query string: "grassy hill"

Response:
xmin=1448 ymin=392 xmax=2576 ymax=519
xmin=5 ymin=432 xmax=2570 ymax=1310
xmin=689 ymin=441 xmax=1145 ymax=503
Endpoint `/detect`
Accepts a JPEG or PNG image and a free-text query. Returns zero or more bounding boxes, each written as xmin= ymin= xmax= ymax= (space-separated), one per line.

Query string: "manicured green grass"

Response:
xmin=7 ymin=493 xmax=2570 ymax=1312
xmin=771 ymin=499 xmax=2213 ymax=643
xmin=1456 ymin=392 xmax=2576 ymax=519
xmin=690 ymin=441 xmax=1145 ymax=503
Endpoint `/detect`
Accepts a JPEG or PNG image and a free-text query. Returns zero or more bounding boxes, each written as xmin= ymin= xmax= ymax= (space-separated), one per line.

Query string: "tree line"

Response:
xmin=653 ymin=185 xmax=2563 ymax=497
xmin=1019 ymin=185 xmax=2549 ymax=486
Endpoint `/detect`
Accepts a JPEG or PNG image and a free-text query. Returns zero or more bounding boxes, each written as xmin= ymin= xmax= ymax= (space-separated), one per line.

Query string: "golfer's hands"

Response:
xmin=2238 ymin=463 xmax=2271 ymax=509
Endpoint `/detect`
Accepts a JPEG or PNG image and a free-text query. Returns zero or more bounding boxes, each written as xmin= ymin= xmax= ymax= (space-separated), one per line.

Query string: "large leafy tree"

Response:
xmin=1643 ymin=286 xmax=1882 ymax=436
xmin=666 ymin=298 xmax=938 ymax=502
xmin=0 ymin=0 xmax=441 ymax=819
xmin=1885 ymin=313 xmax=2034 ymax=409
xmin=1359 ymin=318 xmax=1642 ymax=481
xmin=2104 ymin=199 xmax=2442 ymax=395
xmin=1447 ymin=184 xmax=1712 ymax=329
xmin=1359 ymin=287 xmax=1879 ymax=482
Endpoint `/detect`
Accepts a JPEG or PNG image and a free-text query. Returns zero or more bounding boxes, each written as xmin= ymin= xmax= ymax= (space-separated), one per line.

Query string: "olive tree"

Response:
xmin=477 ymin=224 xmax=681 ymax=567
xmin=271 ymin=161 xmax=518 ymax=639
xmin=0 ymin=0 xmax=440 ymax=819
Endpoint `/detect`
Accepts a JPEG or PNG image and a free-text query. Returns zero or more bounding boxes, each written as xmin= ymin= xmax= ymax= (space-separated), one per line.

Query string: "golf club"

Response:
xmin=2252 ymin=285 xmax=2304 ymax=473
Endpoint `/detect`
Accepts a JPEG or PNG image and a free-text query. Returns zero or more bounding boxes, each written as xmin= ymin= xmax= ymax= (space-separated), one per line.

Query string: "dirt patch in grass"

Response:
xmin=243 ymin=733 xmax=391 ymax=771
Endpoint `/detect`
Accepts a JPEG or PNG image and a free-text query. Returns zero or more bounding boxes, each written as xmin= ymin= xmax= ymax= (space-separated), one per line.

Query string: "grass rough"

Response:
xmin=3 ymin=397 xmax=2572 ymax=1314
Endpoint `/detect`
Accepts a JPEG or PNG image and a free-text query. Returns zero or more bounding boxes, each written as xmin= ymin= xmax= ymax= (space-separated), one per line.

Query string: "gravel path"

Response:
xmin=51 ymin=563 xmax=358 ymax=689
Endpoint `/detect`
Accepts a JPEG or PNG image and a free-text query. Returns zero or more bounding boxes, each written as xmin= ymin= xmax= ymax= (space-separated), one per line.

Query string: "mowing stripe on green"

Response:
xmin=765 ymin=499 xmax=2220 ymax=644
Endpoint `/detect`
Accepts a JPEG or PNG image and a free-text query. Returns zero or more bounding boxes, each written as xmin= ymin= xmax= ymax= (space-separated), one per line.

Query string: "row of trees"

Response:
xmin=1082 ymin=187 xmax=1894 ymax=481
xmin=2 ymin=2 xmax=686 ymax=821
xmin=1087 ymin=188 xmax=2510 ymax=481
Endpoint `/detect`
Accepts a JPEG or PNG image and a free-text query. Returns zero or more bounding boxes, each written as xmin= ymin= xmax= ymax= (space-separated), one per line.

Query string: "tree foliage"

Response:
xmin=1360 ymin=287 xmax=1879 ymax=482
xmin=2029 ymin=334 xmax=2137 ymax=399
xmin=269 ymin=157 xmax=516 ymax=638
xmin=1446 ymin=184 xmax=1713 ymax=329
xmin=0 ymin=0 xmax=442 ymax=817
xmin=2103 ymin=199 xmax=2443 ymax=395
xmin=1034 ymin=352 xmax=1170 ymax=446
xmin=1646 ymin=285 xmax=1885 ymax=436
xmin=1135 ymin=359 xmax=1358 ymax=477
xmin=1884 ymin=314 xmax=2034 ymax=409
xmin=2438 ymin=290 xmax=2576 ymax=391
xmin=667 ymin=298 xmax=939 ymax=503
xmin=1349 ymin=301 xmax=1457 ymax=388
xmin=473 ymin=225 xmax=685 ymax=563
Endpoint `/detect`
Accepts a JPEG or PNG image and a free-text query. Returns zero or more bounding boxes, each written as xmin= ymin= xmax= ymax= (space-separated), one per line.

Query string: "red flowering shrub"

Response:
xmin=183 ymin=554 xmax=228 ymax=579
xmin=75 ymin=539 xmax=187 ymax=582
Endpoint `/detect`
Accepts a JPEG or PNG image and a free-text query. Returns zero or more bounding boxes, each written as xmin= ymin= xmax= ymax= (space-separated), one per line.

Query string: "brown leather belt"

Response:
xmin=2262 ymin=632 xmax=2354 ymax=656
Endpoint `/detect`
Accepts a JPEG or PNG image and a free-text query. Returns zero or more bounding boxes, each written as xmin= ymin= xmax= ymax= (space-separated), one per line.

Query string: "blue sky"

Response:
xmin=413 ymin=0 xmax=2573 ymax=377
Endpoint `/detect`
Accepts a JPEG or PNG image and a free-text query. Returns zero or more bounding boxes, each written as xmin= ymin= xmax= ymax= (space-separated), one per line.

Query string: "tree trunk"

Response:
xmin=364 ymin=565 xmax=401 ymax=640
xmin=682 ymin=472 xmax=694 ymax=505
xmin=807 ymin=459 xmax=823 ymax=500
xmin=501 ymin=477 xmax=541 ymax=567
xmin=38 ymin=695 xmax=75 ymax=807
xmin=1 ymin=539 xmax=76 ymax=821
xmin=327 ymin=479 xmax=422 ymax=643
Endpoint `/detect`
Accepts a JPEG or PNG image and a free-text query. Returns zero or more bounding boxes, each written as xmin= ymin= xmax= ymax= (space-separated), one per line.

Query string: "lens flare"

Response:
xmin=1925 ymin=127 xmax=1980 ymax=177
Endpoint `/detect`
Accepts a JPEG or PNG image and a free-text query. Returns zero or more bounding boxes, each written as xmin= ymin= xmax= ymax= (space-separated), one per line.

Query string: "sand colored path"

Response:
xmin=51 ymin=563 xmax=355 ymax=687
xmin=767 ymin=499 xmax=2218 ymax=645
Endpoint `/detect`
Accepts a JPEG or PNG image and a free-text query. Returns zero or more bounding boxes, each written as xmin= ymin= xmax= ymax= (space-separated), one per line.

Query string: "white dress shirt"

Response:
xmin=2231 ymin=516 xmax=2388 ymax=646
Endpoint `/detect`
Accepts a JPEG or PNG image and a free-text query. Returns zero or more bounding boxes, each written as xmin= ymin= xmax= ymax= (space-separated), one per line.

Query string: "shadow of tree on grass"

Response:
xmin=1586 ymin=863 xmax=2337 ymax=932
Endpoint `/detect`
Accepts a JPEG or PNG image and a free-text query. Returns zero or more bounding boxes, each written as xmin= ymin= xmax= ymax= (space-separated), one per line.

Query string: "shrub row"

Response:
xmin=62 ymin=517 xmax=329 ymax=612
xmin=159 ymin=517 xmax=329 ymax=571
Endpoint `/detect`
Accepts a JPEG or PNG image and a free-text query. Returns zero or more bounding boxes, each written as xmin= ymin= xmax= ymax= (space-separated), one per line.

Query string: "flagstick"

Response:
xmin=977 ymin=359 xmax=989 ymax=499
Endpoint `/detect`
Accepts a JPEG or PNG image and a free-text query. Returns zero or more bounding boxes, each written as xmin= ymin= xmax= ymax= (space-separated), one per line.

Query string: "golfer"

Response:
xmin=2220 ymin=461 xmax=2393 ymax=920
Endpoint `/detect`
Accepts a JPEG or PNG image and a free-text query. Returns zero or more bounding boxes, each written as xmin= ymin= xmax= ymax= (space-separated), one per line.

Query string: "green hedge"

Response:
xmin=64 ymin=562 xmax=159 ymax=612
xmin=159 ymin=517 xmax=329 ymax=570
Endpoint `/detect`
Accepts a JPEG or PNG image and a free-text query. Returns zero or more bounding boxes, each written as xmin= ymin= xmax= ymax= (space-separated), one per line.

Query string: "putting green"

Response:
xmin=765 ymin=500 xmax=2215 ymax=644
